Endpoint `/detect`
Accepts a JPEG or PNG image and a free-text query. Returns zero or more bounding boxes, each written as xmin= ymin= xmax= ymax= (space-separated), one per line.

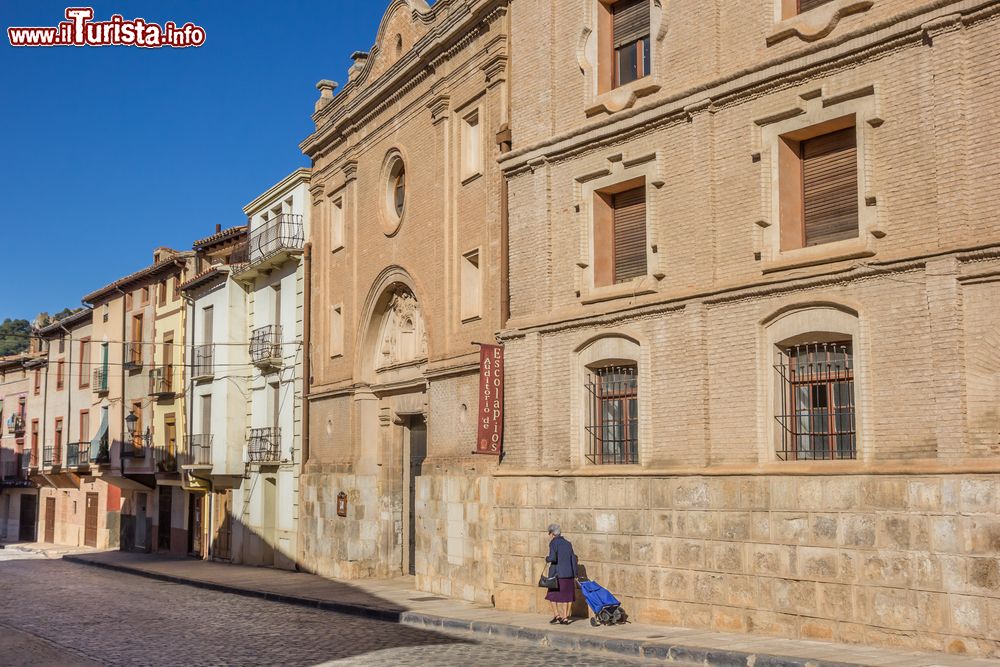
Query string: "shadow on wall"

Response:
xmin=0 ymin=558 xmax=476 ymax=666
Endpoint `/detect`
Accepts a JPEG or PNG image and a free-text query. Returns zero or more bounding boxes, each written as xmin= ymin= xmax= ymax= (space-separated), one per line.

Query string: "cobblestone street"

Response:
xmin=0 ymin=553 xmax=656 ymax=666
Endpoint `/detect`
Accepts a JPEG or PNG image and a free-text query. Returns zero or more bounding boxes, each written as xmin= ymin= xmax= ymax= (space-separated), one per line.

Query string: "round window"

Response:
xmin=381 ymin=152 xmax=406 ymax=236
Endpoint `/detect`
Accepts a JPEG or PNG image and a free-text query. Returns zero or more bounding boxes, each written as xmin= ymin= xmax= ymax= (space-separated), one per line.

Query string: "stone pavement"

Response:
xmin=64 ymin=550 xmax=1000 ymax=667
xmin=1 ymin=539 xmax=99 ymax=558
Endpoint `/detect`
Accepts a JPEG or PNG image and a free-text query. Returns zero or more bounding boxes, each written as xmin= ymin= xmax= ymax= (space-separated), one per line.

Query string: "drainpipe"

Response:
xmin=302 ymin=242 xmax=311 ymax=465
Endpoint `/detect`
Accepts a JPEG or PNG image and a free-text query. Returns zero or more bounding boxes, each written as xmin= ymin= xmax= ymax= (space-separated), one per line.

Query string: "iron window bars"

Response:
xmin=775 ymin=341 xmax=856 ymax=461
xmin=585 ymin=365 xmax=639 ymax=465
xmin=247 ymin=427 xmax=281 ymax=463
xmin=249 ymin=213 xmax=304 ymax=265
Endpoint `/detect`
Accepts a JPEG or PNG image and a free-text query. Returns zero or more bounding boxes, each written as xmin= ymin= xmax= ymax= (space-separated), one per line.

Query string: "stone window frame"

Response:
xmin=578 ymin=0 xmax=667 ymax=117
xmin=576 ymin=155 xmax=663 ymax=304
xmin=767 ymin=0 xmax=875 ymax=46
xmin=755 ymin=85 xmax=882 ymax=273
xmin=459 ymin=105 xmax=484 ymax=184
xmin=571 ymin=333 xmax=651 ymax=469
xmin=329 ymin=303 xmax=344 ymax=359
xmin=328 ymin=191 xmax=346 ymax=254
xmin=459 ymin=247 xmax=482 ymax=323
xmin=758 ymin=302 xmax=870 ymax=464
xmin=379 ymin=149 xmax=408 ymax=237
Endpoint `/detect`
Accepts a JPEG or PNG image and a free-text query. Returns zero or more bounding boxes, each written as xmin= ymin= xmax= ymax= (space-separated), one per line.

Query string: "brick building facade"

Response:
xmin=301 ymin=0 xmax=509 ymax=602
xmin=494 ymin=0 xmax=1000 ymax=656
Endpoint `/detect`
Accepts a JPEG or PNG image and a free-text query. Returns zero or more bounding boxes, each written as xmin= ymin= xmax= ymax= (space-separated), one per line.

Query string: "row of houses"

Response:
xmin=3 ymin=0 xmax=1000 ymax=658
xmin=0 ymin=171 xmax=309 ymax=565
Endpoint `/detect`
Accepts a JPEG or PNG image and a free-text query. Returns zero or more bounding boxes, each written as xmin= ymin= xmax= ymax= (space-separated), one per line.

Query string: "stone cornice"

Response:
xmin=500 ymin=0 xmax=996 ymax=175
xmin=498 ymin=243 xmax=1000 ymax=341
xmin=301 ymin=0 xmax=509 ymax=158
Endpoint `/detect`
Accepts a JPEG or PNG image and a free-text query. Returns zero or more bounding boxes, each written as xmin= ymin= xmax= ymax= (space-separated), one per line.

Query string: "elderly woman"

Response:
xmin=544 ymin=524 xmax=577 ymax=624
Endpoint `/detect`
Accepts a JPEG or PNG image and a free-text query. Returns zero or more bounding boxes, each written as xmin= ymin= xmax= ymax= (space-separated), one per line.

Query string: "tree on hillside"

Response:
xmin=0 ymin=318 xmax=31 ymax=356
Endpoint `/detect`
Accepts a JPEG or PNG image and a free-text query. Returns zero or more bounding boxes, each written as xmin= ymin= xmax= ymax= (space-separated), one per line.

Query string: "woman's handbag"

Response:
xmin=538 ymin=564 xmax=560 ymax=590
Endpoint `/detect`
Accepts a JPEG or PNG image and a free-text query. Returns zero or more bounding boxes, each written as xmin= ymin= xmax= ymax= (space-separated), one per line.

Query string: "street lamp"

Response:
xmin=125 ymin=412 xmax=138 ymax=439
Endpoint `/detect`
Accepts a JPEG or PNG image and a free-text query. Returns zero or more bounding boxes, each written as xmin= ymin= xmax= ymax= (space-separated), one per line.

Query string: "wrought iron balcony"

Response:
xmin=192 ymin=344 xmax=215 ymax=380
xmin=248 ymin=214 xmax=304 ymax=265
xmin=121 ymin=436 xmax=147 ymax=459
xmin=93 ymin=367 xmax=109 ymax=394
xmin=185 ymin=434 xmax=213 ymax=466
xmin=1 ymin=452 xmax=31 ymax=486
xmin=250 ymin=325 xmax=283 ymax=368
xmin=6 ymin=413 xmax=25 ymax=435
xmin=247 ymin=427 xmax=280 ymax=463
xmin=123 ymin=342 xmax=143 ymax=370
xmin=149 ymin=367 xmax=174 ymax=397
xmin=42 ymin=444 xmax=58 ymax=468
xmin=154 ymin=445 xmax=178 ymax=473
xmin=65 ymin=441 xmax=91 ymax=468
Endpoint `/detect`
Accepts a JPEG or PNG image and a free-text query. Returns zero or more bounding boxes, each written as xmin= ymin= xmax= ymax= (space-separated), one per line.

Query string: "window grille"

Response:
xmin=585 ymin=365 xmax=638 ymax=465
xmin=775 ymin=341 xmax=856 ymax=460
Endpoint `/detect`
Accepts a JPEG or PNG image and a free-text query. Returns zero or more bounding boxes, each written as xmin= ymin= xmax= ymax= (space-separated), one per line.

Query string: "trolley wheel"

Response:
xmin=590 ymin=617 xmax=601 ymax=627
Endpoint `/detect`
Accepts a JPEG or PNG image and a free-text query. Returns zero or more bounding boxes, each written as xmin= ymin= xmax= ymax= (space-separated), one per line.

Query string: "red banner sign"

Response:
xmin=476 ymin=344 xmax=504 ymax=455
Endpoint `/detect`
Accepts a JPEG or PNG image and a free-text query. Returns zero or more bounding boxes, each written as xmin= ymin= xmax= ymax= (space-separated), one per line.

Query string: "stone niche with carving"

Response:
xmin=375 ymin=288 xmax=428 ymax=373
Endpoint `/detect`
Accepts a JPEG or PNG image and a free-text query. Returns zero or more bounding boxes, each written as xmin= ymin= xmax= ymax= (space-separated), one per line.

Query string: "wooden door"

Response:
xmin=188 ymin=493 xmax=203 ymax=557
xmin=43 ymin=497 xmax=55 ymax=543
xmin=18 ymin=495 xmax=36 ymax=541
xmin=157 ymin=486 xmax=172 ymax=552
xmin=84 ymin=493 xmax=99 ymax=547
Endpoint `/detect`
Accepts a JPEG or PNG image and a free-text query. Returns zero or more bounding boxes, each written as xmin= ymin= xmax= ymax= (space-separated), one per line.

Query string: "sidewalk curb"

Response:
xmin=62 ymin=555 xmax=867 ymax=667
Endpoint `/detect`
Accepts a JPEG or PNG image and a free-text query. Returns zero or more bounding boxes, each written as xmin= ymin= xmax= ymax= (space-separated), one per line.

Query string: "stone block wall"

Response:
xmin=492 ymin=473 xmax=1000 ymax=657
xmin=415 ymin=473 xmax=494 ymax=604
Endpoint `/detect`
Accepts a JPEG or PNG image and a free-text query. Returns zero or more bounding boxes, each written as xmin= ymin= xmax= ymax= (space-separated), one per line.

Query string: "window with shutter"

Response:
xmin=798 ymin=0 xmax=834 ymax=13
xmin=612 ymin=0 xmax=650 ymax=87
xmin=801 ymin=127 xmax=858 ymax=246
xmin=613 ymin=187 xmax=647 ymax=283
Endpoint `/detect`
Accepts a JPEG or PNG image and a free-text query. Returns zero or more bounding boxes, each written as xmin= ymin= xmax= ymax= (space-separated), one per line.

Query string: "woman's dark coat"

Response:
xmin=545 ymin=535 xmax=577 ymax=578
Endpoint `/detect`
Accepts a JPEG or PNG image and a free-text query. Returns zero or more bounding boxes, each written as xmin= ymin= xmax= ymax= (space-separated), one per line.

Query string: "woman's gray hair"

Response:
xmin=547 ymin=524 xmax=561 ymax=536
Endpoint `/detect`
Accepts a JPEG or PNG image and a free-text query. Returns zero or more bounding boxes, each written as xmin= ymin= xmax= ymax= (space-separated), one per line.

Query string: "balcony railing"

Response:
xmin=93 ymin=367 xmax=109 ymax=394
xmin=2 ymin=452 xmax=31 ymax=484
xmin=192 ymin=344 xmax=215 ymax=379
xmin=28 ymin=446 xmax=38 ymax=469
xmin=121 ymin=438 xmax=147 ymax=459
xmin=42 ymin=444 xmax=59 ymax=467
xmin=186 ymin=434 xmax=213 ymax=466
xmin=123 ymin=342 xmax=143 ymax=370
xmin=149 ymin=367 xmax=174 ymax=397
xmin=154 ymin=445 xmax=178 ymax=473
xmin=248 ymin=213 xmax=304 ymax=265
xmin=6 ymin=413 xmax=25 ymax=435
xmin=65 ymin=441 xmax=91 ymax=468
xmin=250 ymin=325 xmax=283 ymax=368
xmin=247 ymin=427 xmax=281 ymax=463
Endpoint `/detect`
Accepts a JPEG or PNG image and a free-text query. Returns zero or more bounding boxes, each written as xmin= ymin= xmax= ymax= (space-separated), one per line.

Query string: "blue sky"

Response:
xmin=0 ymin=1 xmax=394 ymax=321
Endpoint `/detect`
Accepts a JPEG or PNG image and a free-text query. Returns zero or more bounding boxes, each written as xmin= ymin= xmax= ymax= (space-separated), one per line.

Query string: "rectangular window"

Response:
xmin=775 ymin=342 xmax=856 ymax=460
xmin=585 ymin=365 xmax=638 ymax=465
xmin=460 ymin=250 xmax=481 ymax=321
xmin=58 ymin=335 xmax=65 ymax=354
xmin=801 ymin=127 xmax=858 ymax=246
xmin=798 ymin=0 xmax=834 ymax=13
xmin=330 ymin=197 xmax=344 ymax=251
xmin=56 ymin=360 xmax=65 ymax=390
xmin=131 ymin=401 xmax=144 ymax=448
xmin=200 ymin=394 xmax=212 ymax=436
xmin=31 ymin=419 xmax=39 ymax=465
xmin=158 ymin=281 xmax=167 ymax=306
xmin=777 ymin=118 xmax=859 ymax=251
xmin=54 ymin=417 xmax=63 ymax=457
xmin=142 ymin=286 xmax=150 ymax=304
xmin=79 ymin=338 xmax=91 ymax=387
xmin=102 ymin=303 xmax=109 ymax=323
xmin=593 ymin=180 xmax=648 ymax=287
xmin=172 ymin=276 xmax=180 ymax=301
xmin=202 ymin=306 xmax=214 ymax=344
xmin=130 ymin=314 xmax=144 ymax=366
xmin=80 ymin=410 xmax=89 ymax=443
xmin=329 ymin=305 xmax=344 ymax=358
xmin=165 ymin=413 xmax=177 ymax=458
xmin=163 ymin=333 xmax=174 ymax=392
xmin=612 ymin=0 xmax=650 ymax=88
xmin=461 ymin=110 xmax=482 ymax=180
xmin=33 ymin=369 xmax=40 ymax=395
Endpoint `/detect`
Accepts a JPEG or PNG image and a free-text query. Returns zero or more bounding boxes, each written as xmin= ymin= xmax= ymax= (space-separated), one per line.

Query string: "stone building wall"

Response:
xmin=493 ymin=472 xmax=1000 ymax=656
